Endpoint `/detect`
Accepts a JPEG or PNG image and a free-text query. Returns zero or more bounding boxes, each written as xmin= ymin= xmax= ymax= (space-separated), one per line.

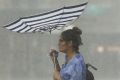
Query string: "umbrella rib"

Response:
xmin=4 ymin=2 xmax=88 ymax=33
xmin=32 ymin=20 xmax=72 ymax=28
xmin=29 ymin=15 xmax=80 ymax=27
xmin=22 ymin=2 xmax=87 ymax=20
xmin=25 ymin=9 xmax=83 ymax=25
xmin=8 ymin=15 xmax=78 ymax=32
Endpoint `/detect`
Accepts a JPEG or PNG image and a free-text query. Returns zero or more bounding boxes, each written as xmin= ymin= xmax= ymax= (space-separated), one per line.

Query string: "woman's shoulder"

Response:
xmin=63 ymin=53 xmax=85 ymax=68
xmin=75 ymin=53 xmax=84 ymax=61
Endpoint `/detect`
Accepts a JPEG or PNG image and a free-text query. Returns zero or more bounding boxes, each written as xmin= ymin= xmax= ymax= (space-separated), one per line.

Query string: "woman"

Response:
xmin=49 ymin=27 xmax=86 ymax=80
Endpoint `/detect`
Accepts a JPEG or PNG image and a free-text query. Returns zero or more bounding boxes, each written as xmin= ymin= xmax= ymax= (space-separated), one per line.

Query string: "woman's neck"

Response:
xmin=66 ymin=50 xmax=76 ymax=62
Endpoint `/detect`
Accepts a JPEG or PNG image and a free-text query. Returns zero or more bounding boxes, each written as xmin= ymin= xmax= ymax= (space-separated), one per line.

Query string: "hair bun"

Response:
xmin=72 ymin=27 xmax=82 ymax=35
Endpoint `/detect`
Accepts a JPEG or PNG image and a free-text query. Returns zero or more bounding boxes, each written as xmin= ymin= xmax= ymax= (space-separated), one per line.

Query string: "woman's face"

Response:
xmin=58 ymin=36 xmax=71 ymax=53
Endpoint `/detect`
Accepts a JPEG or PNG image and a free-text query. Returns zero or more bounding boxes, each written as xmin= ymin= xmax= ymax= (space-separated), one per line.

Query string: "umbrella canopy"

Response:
xmin=4 ymin=2 xmax=88 ymax=33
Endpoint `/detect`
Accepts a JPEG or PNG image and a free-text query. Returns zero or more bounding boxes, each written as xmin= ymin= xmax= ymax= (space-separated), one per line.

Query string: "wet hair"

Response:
xmin=61 ymin=27 xmax=83 ymax=53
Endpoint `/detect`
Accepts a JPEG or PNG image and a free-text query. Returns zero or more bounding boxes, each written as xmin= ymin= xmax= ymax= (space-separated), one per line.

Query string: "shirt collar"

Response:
xmin=65 ymin=52 xmax=80 ymax=65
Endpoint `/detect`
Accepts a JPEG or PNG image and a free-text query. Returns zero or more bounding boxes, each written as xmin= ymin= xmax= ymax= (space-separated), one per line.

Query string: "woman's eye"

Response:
xmin=59 ymin=39 xmax=64 ymax=42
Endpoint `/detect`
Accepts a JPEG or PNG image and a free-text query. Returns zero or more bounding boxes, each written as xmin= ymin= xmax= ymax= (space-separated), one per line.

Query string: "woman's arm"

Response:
xmin=53 ymin=56 xmax=61 ymax=80
xmin=49 ymin=49 xmax=61 ymax=80
xmin=54 ymin=57 xmax=61 ymax=72
xmin=53 ymin=69 xmax=61 ymax=80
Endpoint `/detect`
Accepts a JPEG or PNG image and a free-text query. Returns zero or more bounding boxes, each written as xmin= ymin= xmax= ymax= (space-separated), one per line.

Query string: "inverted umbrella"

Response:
xmin=4 ymin=2 xmax=88 ymax=33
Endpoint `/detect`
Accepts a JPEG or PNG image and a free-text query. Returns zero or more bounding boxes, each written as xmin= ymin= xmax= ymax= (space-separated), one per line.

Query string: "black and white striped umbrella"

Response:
xmin=4 ymin=2 xmax=88 ymax=33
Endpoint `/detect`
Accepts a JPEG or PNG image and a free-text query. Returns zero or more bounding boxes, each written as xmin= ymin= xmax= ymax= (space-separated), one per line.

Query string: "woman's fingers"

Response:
xmin=49 ymin=49 xmax=58 ymax=57
xmin=49 ymin=49 xmax=56 ymax=63
xmin=49 ymin=49 xmax=59 ymax=65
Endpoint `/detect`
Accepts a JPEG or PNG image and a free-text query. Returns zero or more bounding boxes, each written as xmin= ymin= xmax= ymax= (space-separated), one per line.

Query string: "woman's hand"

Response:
xmin=49 ymin=49 xmax=61 ymax=79
xmin=53 ymin=70 xmax=61 ymax=80
xmin=49 ymin=49 xmax=58 ymax=64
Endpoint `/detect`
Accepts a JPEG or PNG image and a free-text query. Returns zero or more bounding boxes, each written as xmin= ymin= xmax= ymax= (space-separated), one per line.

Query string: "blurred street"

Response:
xmin=0 ymin=0 xmax=120 ymax=80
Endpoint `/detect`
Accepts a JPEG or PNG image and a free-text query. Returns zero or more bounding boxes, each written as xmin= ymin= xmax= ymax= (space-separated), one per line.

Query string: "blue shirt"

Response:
xmin=60 ymin=52 xmax=86 ymax=80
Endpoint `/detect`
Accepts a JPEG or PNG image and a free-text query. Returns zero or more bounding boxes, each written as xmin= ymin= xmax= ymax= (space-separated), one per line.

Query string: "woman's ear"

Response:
xmin=68 ymin=41 xmax=73 ymax=47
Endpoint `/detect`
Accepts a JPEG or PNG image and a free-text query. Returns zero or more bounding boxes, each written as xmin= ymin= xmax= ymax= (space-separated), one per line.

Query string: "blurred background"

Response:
xmin=0 ymin=0 xmax=120 ymax=80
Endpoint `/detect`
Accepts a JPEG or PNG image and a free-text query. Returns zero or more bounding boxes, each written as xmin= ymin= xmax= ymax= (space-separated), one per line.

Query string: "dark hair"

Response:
xmin=61 ymin=27 xmax=83 ymax=52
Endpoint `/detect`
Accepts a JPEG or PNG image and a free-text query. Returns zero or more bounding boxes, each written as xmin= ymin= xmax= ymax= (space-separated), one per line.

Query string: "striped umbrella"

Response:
xmin=4 ymin=2 xmax=88 ymax=33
